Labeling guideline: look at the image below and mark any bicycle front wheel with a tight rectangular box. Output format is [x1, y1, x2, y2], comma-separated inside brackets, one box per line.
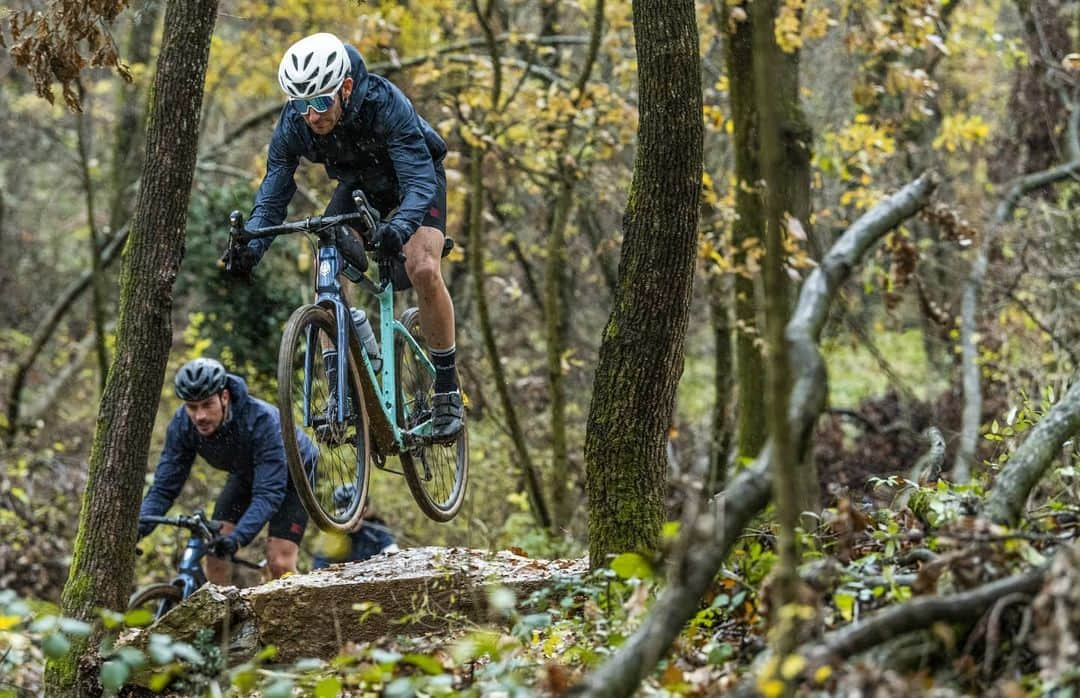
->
[395, 307, 469, 522]
[278, 304, 370, 532]
[127, 583, 182, 622]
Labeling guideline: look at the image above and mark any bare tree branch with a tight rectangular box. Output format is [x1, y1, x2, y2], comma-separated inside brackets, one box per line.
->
[985, 373, 1080, 525]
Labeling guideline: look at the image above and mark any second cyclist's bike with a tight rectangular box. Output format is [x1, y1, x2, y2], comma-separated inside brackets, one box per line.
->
[223, 190, 468, 532]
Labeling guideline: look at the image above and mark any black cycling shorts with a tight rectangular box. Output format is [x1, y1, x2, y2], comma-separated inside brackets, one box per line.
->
[326, 162, 448, 292]
[213, 473, 308, 545]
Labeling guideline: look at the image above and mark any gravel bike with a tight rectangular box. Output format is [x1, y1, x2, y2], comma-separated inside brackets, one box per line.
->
[223, 190, 469, 532]
[128, 510, 263, 621]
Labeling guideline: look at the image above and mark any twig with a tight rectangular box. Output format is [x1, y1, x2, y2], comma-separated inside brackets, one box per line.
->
[982, 592, 1032, 678]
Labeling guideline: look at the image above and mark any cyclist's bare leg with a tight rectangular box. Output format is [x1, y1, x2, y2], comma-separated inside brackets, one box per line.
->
[205, 522, 235, 586]
[266, 537, 300, 578]
[404, 226, 455, 351]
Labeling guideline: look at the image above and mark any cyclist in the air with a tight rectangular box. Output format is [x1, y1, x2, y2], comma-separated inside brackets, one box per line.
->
[137, 358, 316, 583]
[226, 31, 463, 443]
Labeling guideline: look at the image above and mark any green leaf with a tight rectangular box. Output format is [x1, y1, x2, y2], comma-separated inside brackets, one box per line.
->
[315, 676, 342, 698]
[834, 591, 856, 622]
[707, 642, 734, 665]
[58, 618, 93, 636]
[100, 609, 125, 630]
[371, 648, 403, 665]
[610, 552, 653, 580]
[230, 668, 257, 693]
[124, 608, 155, 628]
[115, 647, 146, 669]
[30, 616, 59, 633]
[100, 660, 130, 690]
[148, 643, 174, 665]
[262, 679, 294, 698]
[42, 632, 71, 659]
[403, 653, 444, 675]
[383, 677, 415, 698]
[149, 670, 175, 692]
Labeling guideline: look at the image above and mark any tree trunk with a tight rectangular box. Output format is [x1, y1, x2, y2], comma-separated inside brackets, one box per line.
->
[108, 0, 162, 232]
[75, 82, 110, 394]
[708, 272, 733, 489]
[545, 183, 574, 530]
[724, 1, 767, 463]
[45, 1, 219, 693]
[752, 0, 800, 673]
[584, 0, 702, 569]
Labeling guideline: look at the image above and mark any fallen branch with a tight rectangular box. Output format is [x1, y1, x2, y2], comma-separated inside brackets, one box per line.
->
[799, 566, 1046, 670]
[984, 373, 1080, 526]
[569, 172, 939, 697]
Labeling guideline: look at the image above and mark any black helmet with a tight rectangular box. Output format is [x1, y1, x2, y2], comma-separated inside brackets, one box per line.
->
[174, 358, 227, 401]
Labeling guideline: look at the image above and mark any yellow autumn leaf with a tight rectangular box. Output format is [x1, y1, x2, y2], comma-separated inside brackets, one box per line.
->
[0, 615, 22, 631]
[781, 654, 806, 679]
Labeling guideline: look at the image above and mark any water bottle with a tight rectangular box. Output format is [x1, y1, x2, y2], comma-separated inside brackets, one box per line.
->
[350, 308, 382, 373]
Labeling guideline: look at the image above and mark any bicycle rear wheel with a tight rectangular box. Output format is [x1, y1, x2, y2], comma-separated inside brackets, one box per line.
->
[394, 307, 469, 522]
[127, 583, 182, 622]
[278, 304, 370, 532]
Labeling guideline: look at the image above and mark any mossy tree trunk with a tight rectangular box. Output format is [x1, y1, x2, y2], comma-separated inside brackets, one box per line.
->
[724, 2, 767, 465]
[45, 1, 219, 693]
[584, 0, 702, 569]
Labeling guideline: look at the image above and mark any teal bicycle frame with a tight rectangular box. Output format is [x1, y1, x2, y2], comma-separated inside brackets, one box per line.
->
[319, 242, 437, 449]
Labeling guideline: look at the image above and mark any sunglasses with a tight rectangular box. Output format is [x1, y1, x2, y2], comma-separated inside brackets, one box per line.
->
[291, 91, 337, 114]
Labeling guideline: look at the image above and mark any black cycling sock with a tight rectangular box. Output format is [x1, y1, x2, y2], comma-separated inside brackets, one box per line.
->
[430, 345, 458, 393]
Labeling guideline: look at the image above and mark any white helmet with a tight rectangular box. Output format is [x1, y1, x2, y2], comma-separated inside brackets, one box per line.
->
[277, 33, 351, 100]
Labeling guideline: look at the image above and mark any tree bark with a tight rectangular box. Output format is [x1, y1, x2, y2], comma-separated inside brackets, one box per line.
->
[751, 0, 812, 674]
[45, 1, 219, 693]
[708, 272, 733, 489]
[572, 173, 937, 697]
[75, 81, 110, 394]
[584, 0, 702, 569]
[724, 0, 767, 463]
[985, 374, 1080, 526]
[108, 0, 162, 233]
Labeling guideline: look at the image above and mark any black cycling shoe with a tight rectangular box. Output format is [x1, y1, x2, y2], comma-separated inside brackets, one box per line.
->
[430, 391, 464, 444]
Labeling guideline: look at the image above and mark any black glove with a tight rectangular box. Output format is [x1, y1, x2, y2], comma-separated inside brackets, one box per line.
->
[209, 535, 239, 559]
[375, 220, 410, 257]
[137, 521, 154, 540]
[220, 243, 260, 277]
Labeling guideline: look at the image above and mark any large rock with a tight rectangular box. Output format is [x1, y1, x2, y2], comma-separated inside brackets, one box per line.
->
[120, 547, 586, 663]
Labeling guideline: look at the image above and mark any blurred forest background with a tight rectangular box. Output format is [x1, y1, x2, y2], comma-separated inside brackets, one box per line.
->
[0, 0, 1078, 694]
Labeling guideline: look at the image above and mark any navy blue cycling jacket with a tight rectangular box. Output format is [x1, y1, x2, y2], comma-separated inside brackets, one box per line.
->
[245, 44, 447, 258]
[139, 375, 317, 547]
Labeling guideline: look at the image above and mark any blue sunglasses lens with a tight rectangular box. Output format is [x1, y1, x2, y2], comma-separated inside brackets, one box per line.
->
[292, 94, 335, 113]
